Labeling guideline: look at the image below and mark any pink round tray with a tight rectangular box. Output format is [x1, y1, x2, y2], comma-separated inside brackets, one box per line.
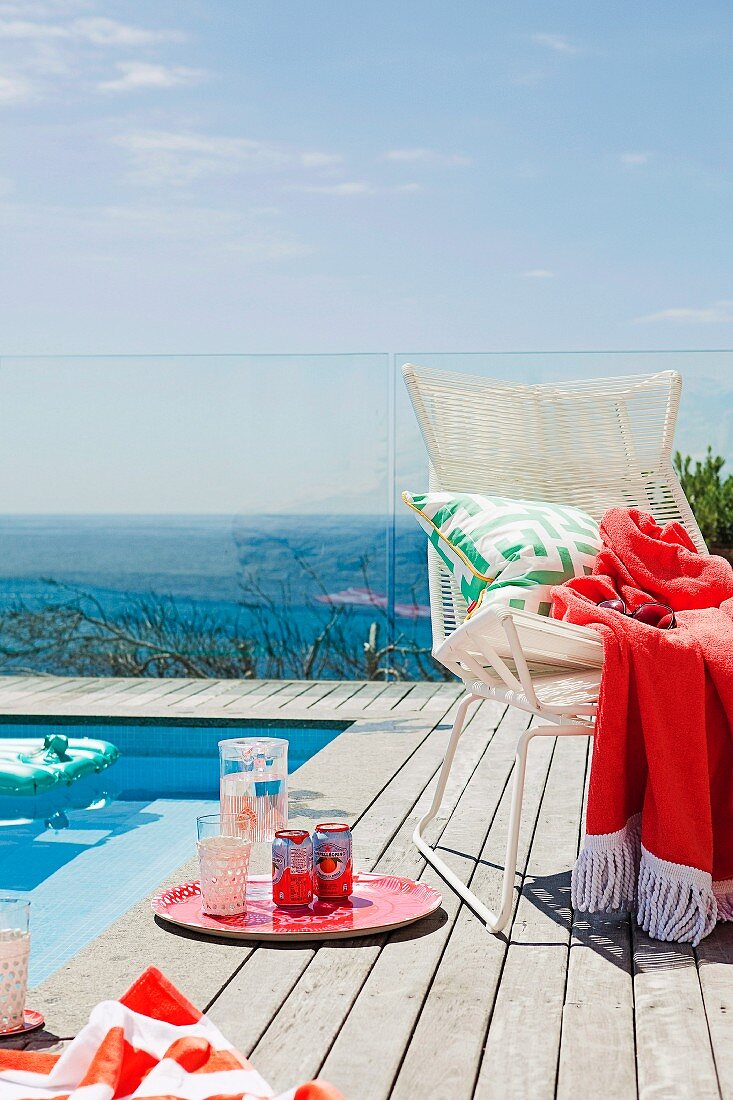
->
[152, 873, 442, 940]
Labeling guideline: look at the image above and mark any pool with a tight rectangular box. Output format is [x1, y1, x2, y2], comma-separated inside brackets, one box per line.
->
[0, 720, 347, 985]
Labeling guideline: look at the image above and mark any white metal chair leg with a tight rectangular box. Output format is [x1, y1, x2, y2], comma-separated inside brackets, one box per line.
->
[412, 692, 478, 837]
[414, 710, 589, 934]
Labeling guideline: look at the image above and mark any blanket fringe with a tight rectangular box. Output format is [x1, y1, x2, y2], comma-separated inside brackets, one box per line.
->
[572, 814, 641, 914]
[572, 819, 724, 945]
[714, 879, 733, 921]
[637, 847, 716, 946]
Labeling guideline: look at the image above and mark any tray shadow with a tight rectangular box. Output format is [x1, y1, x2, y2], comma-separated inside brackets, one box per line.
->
[154, 905, 448, 948]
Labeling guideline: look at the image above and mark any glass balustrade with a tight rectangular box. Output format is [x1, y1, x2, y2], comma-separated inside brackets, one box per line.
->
[0, 350, 728, 679]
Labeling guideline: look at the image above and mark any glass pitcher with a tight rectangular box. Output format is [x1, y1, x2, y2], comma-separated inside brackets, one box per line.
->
[218, 737, 288, 843]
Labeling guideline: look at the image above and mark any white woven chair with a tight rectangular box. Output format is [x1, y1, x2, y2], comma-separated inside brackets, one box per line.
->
[404, 363, 706, 932]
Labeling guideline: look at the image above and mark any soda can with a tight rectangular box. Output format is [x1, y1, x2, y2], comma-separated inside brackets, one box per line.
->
[272, 829, 313, 907]
[313, 822, 353, 899]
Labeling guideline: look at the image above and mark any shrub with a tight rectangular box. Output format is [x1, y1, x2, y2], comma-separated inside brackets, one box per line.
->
[674, 448, 733, 545]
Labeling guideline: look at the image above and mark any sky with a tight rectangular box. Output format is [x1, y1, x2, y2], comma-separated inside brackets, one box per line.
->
[0, 2, 731, 513]
[1, 0, 732, 356]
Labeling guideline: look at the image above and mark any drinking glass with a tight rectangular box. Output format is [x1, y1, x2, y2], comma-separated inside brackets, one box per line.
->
[196, 814, 252, 916]
[219, 737, 288, 842]
[0, 898, 30, 1033]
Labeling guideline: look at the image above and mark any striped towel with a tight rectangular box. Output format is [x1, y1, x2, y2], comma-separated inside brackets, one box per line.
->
[0, 967, 345, 1100]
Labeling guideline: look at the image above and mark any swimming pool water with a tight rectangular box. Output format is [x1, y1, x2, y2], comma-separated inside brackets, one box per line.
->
[0, 721, 347, 985]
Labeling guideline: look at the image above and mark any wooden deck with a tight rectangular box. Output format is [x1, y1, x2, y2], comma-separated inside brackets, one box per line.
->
[4, 676, 733, 1099]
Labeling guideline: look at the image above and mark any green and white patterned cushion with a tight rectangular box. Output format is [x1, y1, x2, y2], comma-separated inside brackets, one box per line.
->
[402, 490, 601, 617]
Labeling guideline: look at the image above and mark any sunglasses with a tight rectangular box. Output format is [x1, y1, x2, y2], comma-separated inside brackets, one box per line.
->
[597, 598, 676, 630]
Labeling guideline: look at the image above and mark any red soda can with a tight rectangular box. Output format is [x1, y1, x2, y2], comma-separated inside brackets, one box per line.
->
[272, 829, 313, 907]
[313, 822, 353, 899]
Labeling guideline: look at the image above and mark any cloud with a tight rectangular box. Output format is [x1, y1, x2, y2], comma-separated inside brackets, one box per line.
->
[522, 268, 555, 279]
[532, 33, 580, 55]
[0, 198, 309, 262]
[72, 17, 183, 46]
[285, 180, 421, 196]
[286, 181, 374, 195]
[620, 151, 651, 167]
[0, 15, 182, 44]
[98, 204, 308, 259]
[382, 147, 471, 166]
[0, 11, 188, 100]
[114, 129, 346, 187]
[0, 18, 66, 37]
[0, 72, 34, 102]
[635, 300, 733, 324]
[511, 69, 547, 88]
[114, 129, 292, 185]
[0, 2, 93, 14]
[99, 61, 204, 93]
[300, 151, 343, 168]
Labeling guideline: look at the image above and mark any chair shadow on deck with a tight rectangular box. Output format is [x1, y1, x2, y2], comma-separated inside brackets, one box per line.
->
[522, 866, 733, 971]
[439, 840, 733, 971]
[521, 867, 637, 970]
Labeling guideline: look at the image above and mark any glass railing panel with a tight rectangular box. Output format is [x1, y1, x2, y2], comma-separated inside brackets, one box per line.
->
[0, 354, 391, 680]
[0, 349, 729, 682]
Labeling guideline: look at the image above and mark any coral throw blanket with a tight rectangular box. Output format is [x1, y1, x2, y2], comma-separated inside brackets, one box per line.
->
[552, 507, 733, 945]
[0, 967, 345, 1100]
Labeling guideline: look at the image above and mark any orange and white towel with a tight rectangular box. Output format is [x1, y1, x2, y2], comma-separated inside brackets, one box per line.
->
[0, 967, 345, 1100]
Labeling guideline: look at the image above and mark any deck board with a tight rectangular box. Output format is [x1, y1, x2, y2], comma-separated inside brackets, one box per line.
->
[473, 734, 589, 1100]
[277, 680, 344, 711]
[390, 724, 555, 1098]
[4, 676, 731, 1099]
[319, 709, 535, 1099]
[0, 676, 436, 721]
[697, 925, 733, 1100]
[557, 762, 637, 1100]
[633, 929, 720, 1099]
[306, 681, 363, 711]
[249, 698, 503, 1093]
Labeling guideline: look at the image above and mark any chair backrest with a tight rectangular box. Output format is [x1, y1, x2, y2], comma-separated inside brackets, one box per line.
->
[402, 363, 706, 646]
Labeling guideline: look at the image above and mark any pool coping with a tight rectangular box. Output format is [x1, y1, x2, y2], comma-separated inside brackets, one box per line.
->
[0, 714, 351, 729]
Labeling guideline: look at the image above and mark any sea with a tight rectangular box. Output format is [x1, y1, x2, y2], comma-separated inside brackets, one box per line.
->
[0, 514, 433, 679]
